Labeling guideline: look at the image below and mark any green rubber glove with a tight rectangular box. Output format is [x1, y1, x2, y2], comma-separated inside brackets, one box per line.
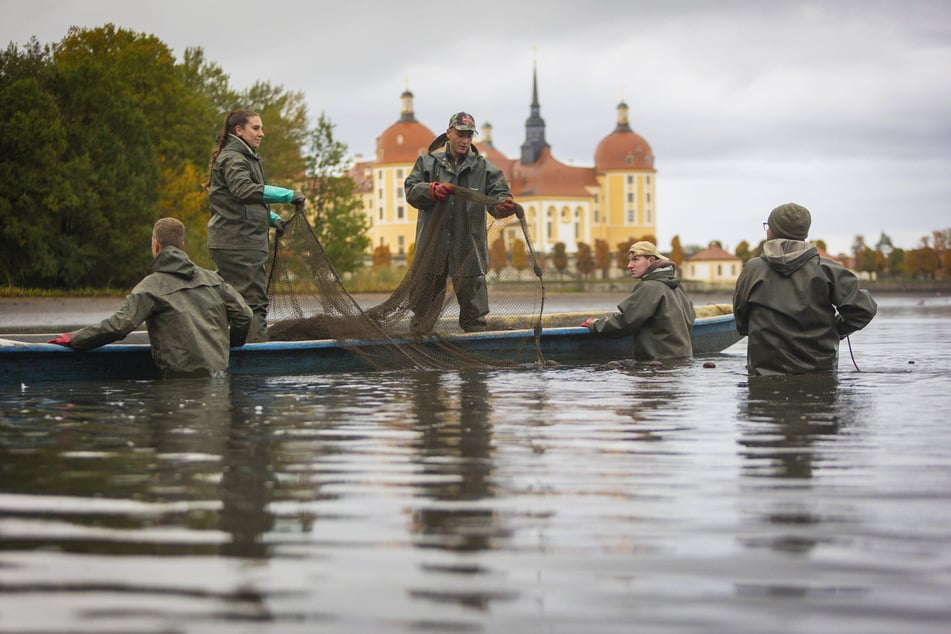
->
[262, 185, 294, 204]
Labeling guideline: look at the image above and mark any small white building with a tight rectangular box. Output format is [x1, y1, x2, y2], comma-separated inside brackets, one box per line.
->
[684, 244, 742, 284]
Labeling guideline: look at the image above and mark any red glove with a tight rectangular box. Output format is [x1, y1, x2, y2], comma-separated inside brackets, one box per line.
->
[429, 181, 454, 201]
[580, 318, 595, 330]
[494, 198, 516, 218]
[49, 332, 73, 347]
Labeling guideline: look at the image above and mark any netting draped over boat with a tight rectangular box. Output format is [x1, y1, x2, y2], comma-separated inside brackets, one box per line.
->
[265, 189, 546, 371]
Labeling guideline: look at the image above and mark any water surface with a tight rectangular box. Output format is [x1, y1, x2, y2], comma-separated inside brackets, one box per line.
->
[1, 294, 949, 633]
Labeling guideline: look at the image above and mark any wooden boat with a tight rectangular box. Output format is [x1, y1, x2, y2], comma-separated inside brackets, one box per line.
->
[0, 306, 741, 384]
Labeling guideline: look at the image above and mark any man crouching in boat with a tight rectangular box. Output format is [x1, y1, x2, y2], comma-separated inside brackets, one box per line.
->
[48, 218, 252, 378]
[580, 241, 696, 361]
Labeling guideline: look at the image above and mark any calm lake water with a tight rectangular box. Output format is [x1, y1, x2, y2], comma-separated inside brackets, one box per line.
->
[1, 293, 949, 633]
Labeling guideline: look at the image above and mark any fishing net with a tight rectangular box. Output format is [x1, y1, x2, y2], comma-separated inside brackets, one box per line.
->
[265, 189, 546, 371]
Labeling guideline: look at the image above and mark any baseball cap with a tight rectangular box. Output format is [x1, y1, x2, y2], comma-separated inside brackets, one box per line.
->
[448, 112, 477, 132]
[628, 241, 665, 259]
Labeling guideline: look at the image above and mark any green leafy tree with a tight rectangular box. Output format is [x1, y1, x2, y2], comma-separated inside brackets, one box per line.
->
[242, 81, 308, 185]
[0, 40, 75, 286]
[303, 112, 370, 273]
[888, 247, 905, 276]
[576, 242, 595, 278]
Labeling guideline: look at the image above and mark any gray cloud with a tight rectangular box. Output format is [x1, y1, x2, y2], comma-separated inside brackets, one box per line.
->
[3, 0, 949, 253]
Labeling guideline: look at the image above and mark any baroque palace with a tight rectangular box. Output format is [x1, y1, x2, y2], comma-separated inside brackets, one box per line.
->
[351, 67, 657, 259]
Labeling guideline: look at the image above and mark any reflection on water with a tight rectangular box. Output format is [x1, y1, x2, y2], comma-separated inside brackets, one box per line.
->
[1, 295, 950, 632]
[409, 371, 500, 555]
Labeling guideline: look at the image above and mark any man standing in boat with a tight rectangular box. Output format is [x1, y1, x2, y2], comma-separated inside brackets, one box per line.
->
[403, 111, 516, 334]
[580, 241, 696, 361]
[733, 202, 877, 376]
[48, 218, 252, 378]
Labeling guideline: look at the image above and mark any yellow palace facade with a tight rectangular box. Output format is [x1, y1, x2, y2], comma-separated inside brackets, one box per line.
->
[351, 69, 657, 260]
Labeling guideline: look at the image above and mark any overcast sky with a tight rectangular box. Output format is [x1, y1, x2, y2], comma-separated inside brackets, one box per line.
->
[4, 0, 949, 254]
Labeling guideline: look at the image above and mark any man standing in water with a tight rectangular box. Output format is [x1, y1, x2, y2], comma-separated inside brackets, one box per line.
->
[733, 202, 877, 376]
[49, 218, 252, 378]
[581, 241, 695, 361]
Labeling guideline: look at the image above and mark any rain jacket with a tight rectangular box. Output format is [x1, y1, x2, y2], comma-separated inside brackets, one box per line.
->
[70, 246, 252, 377]
[404, 136, 511, 277]
[590, 262, 696, 361]
[733, 239, 877, 376]
[207, 135, 271, 252]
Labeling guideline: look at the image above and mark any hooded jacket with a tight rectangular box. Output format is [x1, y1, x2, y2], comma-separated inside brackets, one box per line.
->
[590, 262, 696, 361]
[404, 135, 511, 277]
[207, 135, 271, 251]
[733, 239, 877, 376]
[70, 246, 252, 377]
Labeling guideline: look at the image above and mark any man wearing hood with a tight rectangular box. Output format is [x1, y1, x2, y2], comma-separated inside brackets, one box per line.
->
[49, 218, 252, 378]
[581, 241, 696, 361]
[404, 112, 515, 333]
[733, 202, 877, 376]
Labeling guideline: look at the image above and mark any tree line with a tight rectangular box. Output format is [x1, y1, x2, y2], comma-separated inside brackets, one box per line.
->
[0, 24, 365, 290]
[3, 25, 946, 289]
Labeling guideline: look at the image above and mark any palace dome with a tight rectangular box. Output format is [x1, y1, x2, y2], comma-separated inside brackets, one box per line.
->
[375, 90, 435, 165]
[594, 101, 654, 172]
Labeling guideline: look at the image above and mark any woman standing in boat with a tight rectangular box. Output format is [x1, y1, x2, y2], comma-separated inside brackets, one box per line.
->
[205, 109, 304, 342]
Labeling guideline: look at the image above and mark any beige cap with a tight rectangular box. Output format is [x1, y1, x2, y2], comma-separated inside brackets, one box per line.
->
[628, 241, 664, 259]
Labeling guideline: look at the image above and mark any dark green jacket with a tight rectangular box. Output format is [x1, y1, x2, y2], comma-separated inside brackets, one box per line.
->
[207, 135, 271, 252]
[70, 246, 252, 377]
[733, 239, 877, 376]
[590, 262, 696, 361]
[404, 136, 511, 277]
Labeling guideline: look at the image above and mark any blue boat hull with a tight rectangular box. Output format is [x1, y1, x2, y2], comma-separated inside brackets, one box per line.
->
[1, 315, 742, 383]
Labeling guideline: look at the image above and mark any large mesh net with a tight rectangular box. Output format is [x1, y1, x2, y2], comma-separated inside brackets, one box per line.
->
[265, 189, 546, 371]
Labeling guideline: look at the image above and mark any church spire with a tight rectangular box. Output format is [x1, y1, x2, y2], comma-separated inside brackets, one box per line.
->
[399, 81, 417, 123]
[615, 100, 632, 132]
[520, 56, 549, 165]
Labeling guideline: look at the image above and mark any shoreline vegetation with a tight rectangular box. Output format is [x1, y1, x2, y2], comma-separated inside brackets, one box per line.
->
[2, 278, 949, 299]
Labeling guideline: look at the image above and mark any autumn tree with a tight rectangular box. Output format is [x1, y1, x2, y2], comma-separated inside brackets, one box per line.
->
[905, 247, 938, 278]
[887, 248, 906, 276]
[856, 246, 878, 275]
[552, 242, 569, 277]
[616, 238, 635, 270]
[669, 235, 685, 267]
[734, 240, 753, 263]
[594, 239, 612, 279]
[510, 238, 528, 278]
[576, 242, 596, 279]
[489, 237, 507, 278]
[372, 244, 391, 269]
